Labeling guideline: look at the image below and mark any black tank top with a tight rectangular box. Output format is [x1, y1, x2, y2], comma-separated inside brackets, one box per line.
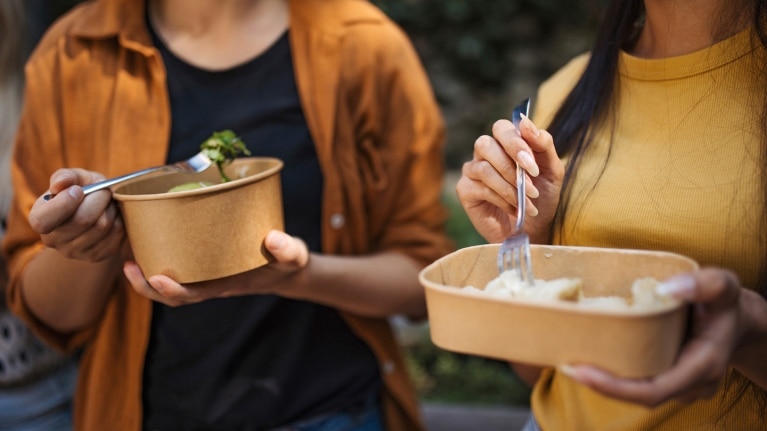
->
[142, 22, 381, 431]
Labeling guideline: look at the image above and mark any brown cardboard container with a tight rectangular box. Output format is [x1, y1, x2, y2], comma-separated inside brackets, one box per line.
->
[113, 157, 284, 283]
[419, 244, 698, 378]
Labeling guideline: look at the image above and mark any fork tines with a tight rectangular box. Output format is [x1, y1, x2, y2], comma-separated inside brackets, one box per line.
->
[498, 236, 534, 285]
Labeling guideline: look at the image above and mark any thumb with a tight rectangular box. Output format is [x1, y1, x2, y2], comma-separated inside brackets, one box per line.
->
[264, 230, 309, 267]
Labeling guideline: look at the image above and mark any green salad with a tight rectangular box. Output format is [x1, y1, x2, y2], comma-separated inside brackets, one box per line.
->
[168, 130, 251, 193]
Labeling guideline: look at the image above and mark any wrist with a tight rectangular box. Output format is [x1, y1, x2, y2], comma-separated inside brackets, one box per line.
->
[269, 252, 316, 300]
[731, 288, 767, 389]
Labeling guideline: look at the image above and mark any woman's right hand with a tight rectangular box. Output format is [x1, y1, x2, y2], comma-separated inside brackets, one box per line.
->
[28, 168, 125, 262]
[456, 115, 564, 244]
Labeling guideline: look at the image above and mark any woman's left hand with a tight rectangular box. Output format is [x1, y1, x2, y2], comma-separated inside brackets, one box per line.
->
[559, 267, 767, 406]
[123, 230, 310, 306]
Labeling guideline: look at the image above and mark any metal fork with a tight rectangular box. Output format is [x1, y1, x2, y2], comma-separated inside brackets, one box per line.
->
[497, 98, 534, 285]
[43, 152, 212, 201]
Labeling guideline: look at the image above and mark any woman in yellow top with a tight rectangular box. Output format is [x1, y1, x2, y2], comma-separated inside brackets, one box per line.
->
[457, 0, 767, 429]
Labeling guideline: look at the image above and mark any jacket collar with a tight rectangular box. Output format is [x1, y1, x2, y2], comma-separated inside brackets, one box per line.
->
[290, 0, 387, 30]
[286, 0, 389, 156]
[70, 0, 150, 42]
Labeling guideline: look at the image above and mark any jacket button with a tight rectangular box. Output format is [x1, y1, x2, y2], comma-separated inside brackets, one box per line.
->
[330, 213, 345, 229]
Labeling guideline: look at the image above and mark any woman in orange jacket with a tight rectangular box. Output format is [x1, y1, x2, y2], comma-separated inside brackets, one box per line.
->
[3, 0, 452, 429]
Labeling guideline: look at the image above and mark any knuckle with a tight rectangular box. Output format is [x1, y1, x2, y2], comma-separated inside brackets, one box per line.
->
[473, 160, 493, 175]
[539, 129, 554, 143]
[475, 160, 496, 177]
[70, 211, 96, 229]
[491, 119, 511, 134]
[93, 216, 112, 235]
[462, 159, 482, 178]
[473, 135, 495, 152]
[461, 160, 476, 177]
[28, 214, 48, 234]
[50, 168, 73, 183]
[455, 178, 472, 201]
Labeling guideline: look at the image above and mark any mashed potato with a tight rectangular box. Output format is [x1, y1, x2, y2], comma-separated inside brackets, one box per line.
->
[462, 270, 674, 310]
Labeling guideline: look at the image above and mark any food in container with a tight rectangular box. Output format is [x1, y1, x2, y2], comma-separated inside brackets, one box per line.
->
[113, 157, 284, 283]
[419, 244, 698, 378]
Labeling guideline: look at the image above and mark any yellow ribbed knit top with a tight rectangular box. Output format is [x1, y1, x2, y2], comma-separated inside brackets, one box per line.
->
[530, 27, 766, 430]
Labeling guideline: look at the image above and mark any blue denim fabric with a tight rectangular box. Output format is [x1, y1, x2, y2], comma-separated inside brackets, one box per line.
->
[0, 360, 77, 431]
[272, 395, 383, 431]
[520, 413, 541, 431]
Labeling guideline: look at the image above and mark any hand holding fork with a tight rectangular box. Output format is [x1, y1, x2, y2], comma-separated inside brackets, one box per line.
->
[455, 96, 565, 284]
[497, 98, 534, 285]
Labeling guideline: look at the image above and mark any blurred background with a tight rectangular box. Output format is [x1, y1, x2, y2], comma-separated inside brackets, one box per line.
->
[36, 0, 607, 415]
[373, 0, 604, 172]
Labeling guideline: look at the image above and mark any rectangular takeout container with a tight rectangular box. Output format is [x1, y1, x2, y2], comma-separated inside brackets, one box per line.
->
[419, 244, 698, 378]
[113, 157, 284, 284]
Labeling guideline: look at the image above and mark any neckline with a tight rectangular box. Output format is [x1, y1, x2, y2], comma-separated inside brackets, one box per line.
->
[146, 5, 289, 75]
[619, 27, 757, 81]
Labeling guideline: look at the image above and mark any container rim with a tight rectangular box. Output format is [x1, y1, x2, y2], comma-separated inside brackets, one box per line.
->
[419, 244, 695, 318]
[112, 157, 283, 201]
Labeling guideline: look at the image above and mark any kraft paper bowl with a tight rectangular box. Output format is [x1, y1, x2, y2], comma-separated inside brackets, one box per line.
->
[419, 244, 698, 378]
[113, 157, 284, 283]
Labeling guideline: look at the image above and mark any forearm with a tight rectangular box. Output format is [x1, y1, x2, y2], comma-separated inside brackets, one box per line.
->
[21, 248, 121, 333]
[281, 251, 427, 319]
[731, 289, 767, 390]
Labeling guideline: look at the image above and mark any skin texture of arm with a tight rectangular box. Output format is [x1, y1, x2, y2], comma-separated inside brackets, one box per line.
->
[19, 170, 125, 334]
[730, 289, 767, 390]
[124, 230, 426, 318]
[22, 248, 122, 333]
[560, 268, 767, 404]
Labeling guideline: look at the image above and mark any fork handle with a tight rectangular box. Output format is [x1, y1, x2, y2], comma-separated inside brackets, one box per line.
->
[42, 165, 164, 201]
[514, 163, 526, 232]
[81, 166, 166, 195]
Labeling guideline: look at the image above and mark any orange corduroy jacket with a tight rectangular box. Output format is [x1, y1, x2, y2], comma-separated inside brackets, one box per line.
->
[2, 0, 452, 429]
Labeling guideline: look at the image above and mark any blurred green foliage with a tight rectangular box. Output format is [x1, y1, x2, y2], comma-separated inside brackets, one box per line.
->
[405, 338, 532, 405]
[372, 0, 604, 89]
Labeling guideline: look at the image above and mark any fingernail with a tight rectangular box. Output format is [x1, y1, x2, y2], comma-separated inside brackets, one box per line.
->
[517, 151, 540, 177]
[559, 364, 578, 379]
[268, 230, 286, 249]
[520, 113, 540, 137]
[528, 204, 539, 217]
[528, 183, 540, 198]
[656, 274, 696, 297]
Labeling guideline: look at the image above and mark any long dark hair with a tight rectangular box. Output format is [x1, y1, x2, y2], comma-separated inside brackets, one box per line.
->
[550, 0, 767, 295]
[546, 0, 767, 414]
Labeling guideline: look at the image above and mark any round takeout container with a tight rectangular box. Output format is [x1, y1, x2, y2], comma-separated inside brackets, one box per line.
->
[113, 157, 284, 283]
[419, 244, 699, 378]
